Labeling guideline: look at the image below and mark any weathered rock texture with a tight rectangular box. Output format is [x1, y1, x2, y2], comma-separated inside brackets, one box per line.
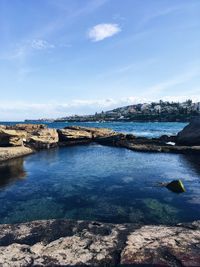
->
[27, 128, 59, 149]
[0, 147, 33, 162]
[177, 117, 200, 145]
[121, 221, 200, 266]
[1, 124, 58, 149]
[0, 219, 199, 266]
[1, 123, 200, 162]
[8, 124, 47, 132]
[116, 136, 200, 153]
[58, 126, 120, 145]
[0, 127, 26, 147]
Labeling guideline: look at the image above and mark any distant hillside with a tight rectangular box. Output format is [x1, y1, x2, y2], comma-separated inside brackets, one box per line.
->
[53, 100, 200, 123]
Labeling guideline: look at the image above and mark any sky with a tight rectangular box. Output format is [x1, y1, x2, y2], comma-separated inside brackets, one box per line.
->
[0, 0, 200, 120]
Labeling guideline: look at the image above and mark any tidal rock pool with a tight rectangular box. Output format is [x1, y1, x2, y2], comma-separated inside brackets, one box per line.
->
[0, 144, 200, 225]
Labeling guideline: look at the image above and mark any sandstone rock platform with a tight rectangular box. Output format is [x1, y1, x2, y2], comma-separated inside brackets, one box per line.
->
[0, 147, 34, 162]
[0, 219, 199, 266]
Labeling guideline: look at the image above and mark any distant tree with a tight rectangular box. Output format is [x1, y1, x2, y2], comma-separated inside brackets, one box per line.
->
[186, 99, 192, 106]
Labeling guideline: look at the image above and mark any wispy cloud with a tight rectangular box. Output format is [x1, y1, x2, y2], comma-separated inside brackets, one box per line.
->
[138, 2, 200, 29]
[1, 93, 200, 121]
[30, 39, 55, 50]
[96, 58, 157, 79]
[146, 66, 200, 95]
[88, 23, 121, 42]
[0, 97, 143, 120]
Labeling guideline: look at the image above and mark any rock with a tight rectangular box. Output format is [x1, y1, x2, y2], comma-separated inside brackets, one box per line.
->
[159, 134, 177, 143]
[8, 124, 47, 132]
[0, 219, 199, 266]
[6, 124, 58, 149]
[28, 128, 59, 149]
[121, 221, 200, 267]
[0, 219, 131, 266]
[177, 117, 200, 145]
[166, 179, 186, 193]
[57, 128, 92, 145]
[0, 147, 34, 162]
[58, 126, 118, 145]
[0, 128, 27, 146]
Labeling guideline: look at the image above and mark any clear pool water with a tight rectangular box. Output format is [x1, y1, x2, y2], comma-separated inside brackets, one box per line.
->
[0, 144, 199, 225]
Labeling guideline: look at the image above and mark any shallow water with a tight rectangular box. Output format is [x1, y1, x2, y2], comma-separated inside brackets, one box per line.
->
[0, 145, 200, 225]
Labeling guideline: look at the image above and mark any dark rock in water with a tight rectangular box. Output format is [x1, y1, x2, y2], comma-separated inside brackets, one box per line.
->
[159, 134, 177, 143]
[177, 117, 200, 145]
[166, 179, 186, 193]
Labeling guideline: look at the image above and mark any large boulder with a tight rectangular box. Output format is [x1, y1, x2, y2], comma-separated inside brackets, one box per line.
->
[0, 128, 26, 147]
[27, 128, 59, 149]
[66, 126, 116, 139]
[57, 126, 120, 145]
[5, 124, 58, 149]
[177, 117, 200, 145]
[57, 128, 93, 145]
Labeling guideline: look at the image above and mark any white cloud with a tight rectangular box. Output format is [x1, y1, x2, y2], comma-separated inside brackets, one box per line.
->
[30, 39, 55, 50]
[1, 94, 200, 121]
[88, 23, 121, 42]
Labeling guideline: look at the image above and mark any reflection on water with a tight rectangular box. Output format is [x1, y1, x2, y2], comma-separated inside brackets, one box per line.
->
[0, 145, 200, 225]
[0, 158, 26, 188]
[181, 154, 200, 175]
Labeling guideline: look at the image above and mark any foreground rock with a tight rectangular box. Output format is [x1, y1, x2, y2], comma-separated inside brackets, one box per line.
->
[0, 219, 199, 266]
[121, 222, 200, 266]
[0, 147, 33, 162]
[177, 117, 200, 145]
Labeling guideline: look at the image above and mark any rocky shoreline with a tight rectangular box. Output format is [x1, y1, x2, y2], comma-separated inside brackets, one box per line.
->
[0, 219, 200, 266]
[0, 118, 200, 162]
[1, 119, 200, 266]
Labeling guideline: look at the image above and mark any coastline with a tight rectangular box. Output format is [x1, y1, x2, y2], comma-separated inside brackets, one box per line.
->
[0, 121, 200, 162]
[0, 122, 200, 266]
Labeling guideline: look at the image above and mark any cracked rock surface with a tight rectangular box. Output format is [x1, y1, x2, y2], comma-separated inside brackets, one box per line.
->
[0, 219, 200, 266]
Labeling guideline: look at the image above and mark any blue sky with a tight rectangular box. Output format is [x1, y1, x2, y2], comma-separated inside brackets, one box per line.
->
[0, 0, 200, 120]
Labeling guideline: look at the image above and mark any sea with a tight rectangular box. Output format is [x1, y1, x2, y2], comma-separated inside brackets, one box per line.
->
[0, 121, 200, 225]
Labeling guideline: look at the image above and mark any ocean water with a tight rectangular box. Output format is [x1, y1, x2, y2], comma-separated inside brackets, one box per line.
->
[0, 121, 187, 138]
[0, 144, 200, 225]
